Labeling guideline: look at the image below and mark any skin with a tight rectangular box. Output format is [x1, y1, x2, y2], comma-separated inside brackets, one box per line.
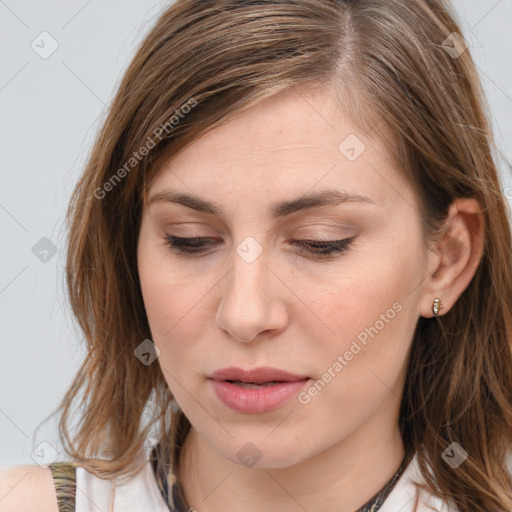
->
[137, 83, 484, 512]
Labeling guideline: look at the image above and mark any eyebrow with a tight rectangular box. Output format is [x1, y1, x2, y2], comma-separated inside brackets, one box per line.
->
[147, 189, 377, 220]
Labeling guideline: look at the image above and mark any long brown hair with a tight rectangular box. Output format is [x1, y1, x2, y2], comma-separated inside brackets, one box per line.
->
[56, 0, 512, 509]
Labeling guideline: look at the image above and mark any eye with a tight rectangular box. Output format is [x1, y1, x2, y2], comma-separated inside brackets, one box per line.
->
[290, 237, 355, 258]
[162, 235, 215, 254]
[162, 234, 356, 259]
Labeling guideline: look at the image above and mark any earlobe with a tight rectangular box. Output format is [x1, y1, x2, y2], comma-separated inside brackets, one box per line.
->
[419, 198, 485, 318]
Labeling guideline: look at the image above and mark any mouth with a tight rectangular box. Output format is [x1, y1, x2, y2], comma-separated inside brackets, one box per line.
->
[207, 367, 311, 414]
[224, 380, 286, 388]
[209, 366, 310, 384]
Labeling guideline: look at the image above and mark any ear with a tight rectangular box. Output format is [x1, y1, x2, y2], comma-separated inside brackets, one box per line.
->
[419, 198, 485, 318]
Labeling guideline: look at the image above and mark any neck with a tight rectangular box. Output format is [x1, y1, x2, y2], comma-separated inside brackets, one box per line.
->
[178, 413, 407, 512]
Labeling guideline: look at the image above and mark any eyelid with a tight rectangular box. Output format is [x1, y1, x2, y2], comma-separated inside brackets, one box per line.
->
[296, 229, 355, 239]
[162, 233, 357, 259]
[161, 223, 357, 242]
[294, 226, 357, 240]
[163, 222, 355, 235]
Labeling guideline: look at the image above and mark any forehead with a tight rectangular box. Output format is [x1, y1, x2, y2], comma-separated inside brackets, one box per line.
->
[148, 85, 410, 213]
[173, 86, 352, 163]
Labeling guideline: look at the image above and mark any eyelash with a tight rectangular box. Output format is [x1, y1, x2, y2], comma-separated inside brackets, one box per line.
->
[162, 235, 355, 259]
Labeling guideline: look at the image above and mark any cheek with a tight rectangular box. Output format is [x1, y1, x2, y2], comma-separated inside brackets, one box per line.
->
[138, 227, 193, 333]
[298, 235, 422, 371]
[296, 271, 416, 435]
[139, 272, 204, 357]
[137, 240, 214, 377]
[138, 251, 172, 335]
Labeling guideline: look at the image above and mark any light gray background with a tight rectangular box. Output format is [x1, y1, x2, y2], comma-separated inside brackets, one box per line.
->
[1, 0, 511, 468]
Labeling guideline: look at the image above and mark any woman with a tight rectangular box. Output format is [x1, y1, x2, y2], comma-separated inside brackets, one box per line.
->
[1, 0, 512, 511]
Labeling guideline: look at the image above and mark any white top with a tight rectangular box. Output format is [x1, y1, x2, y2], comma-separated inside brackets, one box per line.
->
[75, 459, 170, 512]
[73, 451, 461, 512]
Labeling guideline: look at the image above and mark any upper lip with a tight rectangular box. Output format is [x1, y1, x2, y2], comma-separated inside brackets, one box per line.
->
[209, 366, 310, 384]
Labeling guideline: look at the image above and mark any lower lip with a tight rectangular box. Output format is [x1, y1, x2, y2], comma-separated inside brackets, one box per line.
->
[209, 378, 310, 414]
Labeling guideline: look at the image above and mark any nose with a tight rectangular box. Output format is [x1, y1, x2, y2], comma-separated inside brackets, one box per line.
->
[215, 242, 289, 343]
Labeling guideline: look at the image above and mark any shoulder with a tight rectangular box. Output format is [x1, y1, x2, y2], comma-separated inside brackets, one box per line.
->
[0, 464, 59, 512]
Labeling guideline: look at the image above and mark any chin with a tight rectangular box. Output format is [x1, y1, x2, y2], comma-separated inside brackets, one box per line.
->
[210, 431, 313, 470]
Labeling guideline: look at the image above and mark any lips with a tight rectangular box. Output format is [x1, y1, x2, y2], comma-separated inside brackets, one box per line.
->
[208, 367, 311, 414]
[209, 366, 310, 384]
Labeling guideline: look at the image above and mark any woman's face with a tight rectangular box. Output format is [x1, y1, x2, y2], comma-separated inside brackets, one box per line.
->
[137, 85, 437, 468]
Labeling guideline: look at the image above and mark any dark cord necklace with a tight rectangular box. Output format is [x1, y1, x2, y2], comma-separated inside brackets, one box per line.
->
[354, 453, 410, 512]
[151, 443, 410, 512]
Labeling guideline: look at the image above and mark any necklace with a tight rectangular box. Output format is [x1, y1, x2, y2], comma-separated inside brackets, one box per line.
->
[151, 443, 410, 512]
[355, 453, 409, 512]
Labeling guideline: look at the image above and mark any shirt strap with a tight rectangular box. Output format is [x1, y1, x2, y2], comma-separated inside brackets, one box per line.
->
[49, 461, 77, 512]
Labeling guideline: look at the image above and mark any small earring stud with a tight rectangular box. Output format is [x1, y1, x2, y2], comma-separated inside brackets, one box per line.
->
[432, 297, 444, 316]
